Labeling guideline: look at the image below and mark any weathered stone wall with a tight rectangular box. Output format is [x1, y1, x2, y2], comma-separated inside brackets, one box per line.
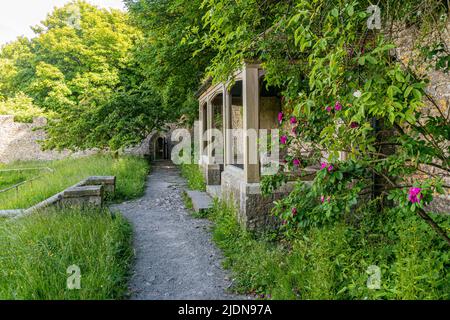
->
[221, 165, 297, 230]
[0, 115, 94, 164]
[392, 22, 450, 214]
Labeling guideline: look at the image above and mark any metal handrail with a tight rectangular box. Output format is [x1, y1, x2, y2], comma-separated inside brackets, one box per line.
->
[0, 167, 54, 194]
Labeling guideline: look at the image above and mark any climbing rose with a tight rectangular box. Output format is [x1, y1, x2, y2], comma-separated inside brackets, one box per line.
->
[327, 165, 334, 172]
[320, 162, 328, 170]
[278, 112, 283, 124]
[280, 135, 287, 144]
[320, 196, 325, 203]
[350, 122, 359, 128]
[293, 159, 300, 166]
[335, 101, 343, 111]
[326, 106, 332, 112]
[290, 116, 297, 124]
[291, 127, 297, 137]
[408, 187, 423, 204]
[292, 207, 297, 216]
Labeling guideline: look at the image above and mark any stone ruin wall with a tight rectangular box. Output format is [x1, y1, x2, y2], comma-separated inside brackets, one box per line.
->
[0, 115, 94, 164]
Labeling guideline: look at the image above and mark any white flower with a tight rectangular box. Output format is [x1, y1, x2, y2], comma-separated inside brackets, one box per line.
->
[353, 90, 362, 98]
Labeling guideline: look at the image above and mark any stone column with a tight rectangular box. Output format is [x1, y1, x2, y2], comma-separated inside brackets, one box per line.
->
[198, 101, 205, 164]
[206, 98, 214, 162]
[223, 84, 232, 166]
[243, 64, 260, 183]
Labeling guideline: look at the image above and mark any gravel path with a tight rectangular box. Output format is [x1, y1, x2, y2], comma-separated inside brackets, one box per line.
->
[112, 161, 241, 300]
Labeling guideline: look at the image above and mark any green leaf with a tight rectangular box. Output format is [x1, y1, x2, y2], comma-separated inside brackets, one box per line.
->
[331, 8, 339, 18]
[346, 5, 354, 16]
[395, 71, 405, 83]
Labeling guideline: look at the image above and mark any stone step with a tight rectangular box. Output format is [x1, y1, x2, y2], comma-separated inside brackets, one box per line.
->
[186, 190, 213, 213]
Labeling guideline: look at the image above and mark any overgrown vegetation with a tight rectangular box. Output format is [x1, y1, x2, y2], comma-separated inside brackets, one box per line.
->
[207, 199, 449, 300]
[0, 207, 133, 299]
[0, 168, 41, 191]
[0, 155, 149, 209]
[180, 163, 206, 191]
[0, 154, 149, 300]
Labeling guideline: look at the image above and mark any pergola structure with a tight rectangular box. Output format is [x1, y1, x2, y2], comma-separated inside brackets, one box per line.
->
[196, 62, 295, 230]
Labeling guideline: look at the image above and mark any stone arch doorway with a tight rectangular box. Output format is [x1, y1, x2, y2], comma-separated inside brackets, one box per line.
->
[150, 134, 169, 161]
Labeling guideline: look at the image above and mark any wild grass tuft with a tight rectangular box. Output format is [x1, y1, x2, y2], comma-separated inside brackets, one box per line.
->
[0, 207, 133, 300]
[180, 164, 206, 191]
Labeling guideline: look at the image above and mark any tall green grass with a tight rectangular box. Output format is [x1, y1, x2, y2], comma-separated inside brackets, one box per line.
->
[0, 155, 149, 209]
[0, 207, 132, 299]
[0, 170, 37, 190]
[180, 164, 206, 191]
[206, 199, 449, 300]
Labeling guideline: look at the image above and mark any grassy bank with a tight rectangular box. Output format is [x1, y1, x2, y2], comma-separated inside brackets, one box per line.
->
[181, 164, 449, 300]
[0, 155, 149, 209]
[0, 154, 149, 299]
[180, 164, 206, 191]
[208, 200, 449, 300]
[0, 207, 132, 299]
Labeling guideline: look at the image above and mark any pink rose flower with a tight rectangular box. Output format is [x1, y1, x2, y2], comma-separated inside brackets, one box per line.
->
[320, 196, 325, 203]
[320, 162, 328, 170]
[408, 187, 423, 204]
[278, 112, 283, 124]
[280, 135, 287, 144]
[293, 159, 300, 166]
[291, 207, 297, 216]
[290, 116, 297, 124]
[326, 106, 332, 112]
[350, 122, 359, 128]
[327, 165, 334, 172]
[335, 101, 342, 111]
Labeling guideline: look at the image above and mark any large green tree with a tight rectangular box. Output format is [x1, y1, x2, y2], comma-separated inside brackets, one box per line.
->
[0, 1, 163, 150]
[124, 0, 215, 123]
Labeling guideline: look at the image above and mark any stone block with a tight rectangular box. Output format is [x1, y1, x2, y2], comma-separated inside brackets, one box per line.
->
[61, 185, 104, 207]
[186, 190, 213, 213]
[84, 176, 116, 194]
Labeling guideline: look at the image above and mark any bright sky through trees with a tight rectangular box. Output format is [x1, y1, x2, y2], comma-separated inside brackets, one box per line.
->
[0, 0, 125, 44]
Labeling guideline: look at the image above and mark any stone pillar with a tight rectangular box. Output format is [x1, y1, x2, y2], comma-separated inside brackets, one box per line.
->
[223, 84, 232, 166]
[204, 98, 221, 185]
[198, 101, 205, 163]
[206, 99, 214, 161]
[243, 64, 260, 183]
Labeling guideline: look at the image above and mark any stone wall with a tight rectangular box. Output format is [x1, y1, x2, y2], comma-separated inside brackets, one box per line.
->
[221, 165, 297, 230]
[0, 115, 93, 164]
[392, 22, 450, 214]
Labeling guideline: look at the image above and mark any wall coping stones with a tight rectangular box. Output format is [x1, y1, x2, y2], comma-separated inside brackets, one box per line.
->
[63, 185, 103, 198]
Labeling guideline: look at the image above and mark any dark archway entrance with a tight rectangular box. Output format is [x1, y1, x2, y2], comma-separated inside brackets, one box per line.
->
[154, 136, 169, 160]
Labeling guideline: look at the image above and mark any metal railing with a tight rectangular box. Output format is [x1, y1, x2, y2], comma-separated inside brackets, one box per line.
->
[0, 167, 54, 195]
